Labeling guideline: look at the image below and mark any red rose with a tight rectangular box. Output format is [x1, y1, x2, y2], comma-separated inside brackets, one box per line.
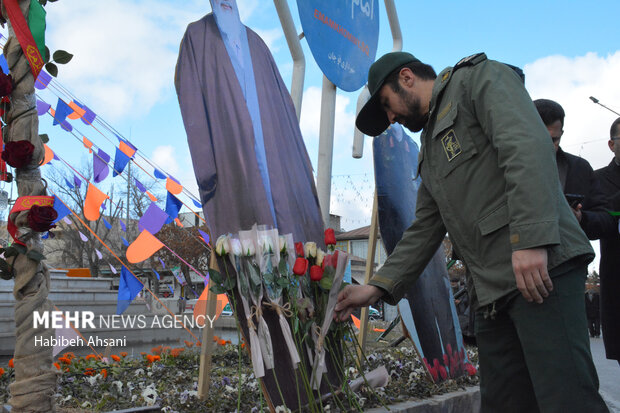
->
[294, 242, 304, 257]
[292, 257, 308, 275]
[27, 205, 58, 232]
[0, 71, 13, 97]
[324, 228, 336, 246]
[309, 265, 323, 282]
[2, 140, 35, 169]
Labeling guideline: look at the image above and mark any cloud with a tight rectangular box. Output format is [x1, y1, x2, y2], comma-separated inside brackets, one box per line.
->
[253, 27, 283, 53]
[525, 51, 620, 170]
[150, 145, 199, 197]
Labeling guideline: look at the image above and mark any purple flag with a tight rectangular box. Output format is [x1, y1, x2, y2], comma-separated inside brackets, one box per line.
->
[121, 236, 129, 247]
[73, 100, 97, 125]
[109, 264, 117, 274]
[198, 229, 210, 244]
[79, 231, 88, 242]
[153, 269, 161, 280]
[159, 258, 166, 269]
[103, 218, 112, 230]
[73, 175, 81, 189]
[36, 99, 51, 115]
[134, 178, 146, 193]
[64, 178, 74, 189]
[35, 70, 52, 90]
[192, 198, 202, 208]
[93, 149, 110, 183]
[96, 249, 103, 259]
[138, 202, 168, 235]
[119, 220, 126, 232]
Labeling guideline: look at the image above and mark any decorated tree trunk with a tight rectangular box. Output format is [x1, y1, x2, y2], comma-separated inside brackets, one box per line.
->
[3, 1, 57, 411]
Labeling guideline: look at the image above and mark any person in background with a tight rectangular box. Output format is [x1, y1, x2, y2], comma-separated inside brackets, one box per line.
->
[534, 99, 616, 240]
[594, 117, 620, 366]
[585, 287, 601, 338]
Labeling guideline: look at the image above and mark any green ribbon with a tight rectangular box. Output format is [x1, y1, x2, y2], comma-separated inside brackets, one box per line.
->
[27, 0, 46, 62]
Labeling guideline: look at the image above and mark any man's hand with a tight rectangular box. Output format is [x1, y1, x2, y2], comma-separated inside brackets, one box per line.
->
[512, 248, 553, 304]
[334, 284, 384, 322]
[571, 203, 583, 222]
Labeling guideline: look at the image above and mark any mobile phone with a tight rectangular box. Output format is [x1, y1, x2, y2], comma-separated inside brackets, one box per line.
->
[565, 193, 585, 208]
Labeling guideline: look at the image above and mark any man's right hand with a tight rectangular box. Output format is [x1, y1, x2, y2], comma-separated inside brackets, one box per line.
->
[334, 284, 385, 322]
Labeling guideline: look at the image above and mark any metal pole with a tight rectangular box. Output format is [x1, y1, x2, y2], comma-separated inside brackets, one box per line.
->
[274, 0, 305, 121]
[352, 0, 403, 158]
[358, 192, 379, 360]
[316, 76, 337, 227]
[126, 162, 131, 224]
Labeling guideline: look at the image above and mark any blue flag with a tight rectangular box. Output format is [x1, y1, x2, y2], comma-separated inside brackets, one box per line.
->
[154, 168, 166, 179]
[103, 218, 112, 230]
[116, 266, 144, 314]
[52, 98, 73, 126]
[113, 148, 131, 177]
[52, 195, 71, 223]
[165, 191, 183, 224]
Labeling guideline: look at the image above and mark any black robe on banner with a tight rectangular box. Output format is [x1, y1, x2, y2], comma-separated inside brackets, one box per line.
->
[175, 14, 324, 244]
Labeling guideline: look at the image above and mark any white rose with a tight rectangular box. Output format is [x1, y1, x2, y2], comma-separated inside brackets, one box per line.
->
[279, 236, 288, 253]
[241, 239, 255, 256]
[215, 235, 230, 256]
[304, 242, 317, 258]
[260, 236, 273, 253]
[316, 249, 325, 267]
[229, 238, 242, 256]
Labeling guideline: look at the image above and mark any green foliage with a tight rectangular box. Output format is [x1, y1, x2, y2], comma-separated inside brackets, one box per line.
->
[37, 0, 58, 6]
[208, 268, 236, 295]
[39, 133, 49, 143]
[43, 49, 73, 77]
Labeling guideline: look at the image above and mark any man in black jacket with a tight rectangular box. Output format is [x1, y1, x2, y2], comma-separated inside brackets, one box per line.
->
[534, 99, 616, 240]
[594, 117, 620, 366]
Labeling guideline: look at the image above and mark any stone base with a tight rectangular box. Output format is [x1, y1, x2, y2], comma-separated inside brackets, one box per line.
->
[366, 386, 480, 413]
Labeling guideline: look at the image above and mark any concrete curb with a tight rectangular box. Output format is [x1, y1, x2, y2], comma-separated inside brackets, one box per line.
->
[366, 386, 480, 413]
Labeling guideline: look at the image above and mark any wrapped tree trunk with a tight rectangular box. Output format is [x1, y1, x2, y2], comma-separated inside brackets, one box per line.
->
[3, 1, 57, 411]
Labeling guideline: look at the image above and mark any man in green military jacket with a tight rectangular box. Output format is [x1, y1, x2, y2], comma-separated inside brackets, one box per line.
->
[335, 52, 609, 412]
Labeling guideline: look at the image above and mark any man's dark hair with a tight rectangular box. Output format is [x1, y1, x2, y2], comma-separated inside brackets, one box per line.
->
[533, 99, 565, 127]
[610, 117, 620, 138]
[384, 61, 436, 92]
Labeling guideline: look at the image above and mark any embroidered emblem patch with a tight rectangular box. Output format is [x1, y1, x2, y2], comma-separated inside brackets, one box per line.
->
[441, 130, 461, 161]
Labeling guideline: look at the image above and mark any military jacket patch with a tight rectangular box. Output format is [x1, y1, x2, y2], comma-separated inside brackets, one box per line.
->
[441, 130, 462, 161]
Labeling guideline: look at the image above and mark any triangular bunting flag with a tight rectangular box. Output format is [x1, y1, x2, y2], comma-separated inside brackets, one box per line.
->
[126, 230, 164, 264]
[84, 183, 109, 221]
[116, 266, 144, 315]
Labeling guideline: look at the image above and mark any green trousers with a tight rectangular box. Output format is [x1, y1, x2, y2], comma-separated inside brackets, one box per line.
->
[475, 266, 609, 413]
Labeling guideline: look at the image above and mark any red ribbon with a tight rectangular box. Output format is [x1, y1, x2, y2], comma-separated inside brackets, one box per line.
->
[7, 195, 54, 245]
[3, 0, 44, 79]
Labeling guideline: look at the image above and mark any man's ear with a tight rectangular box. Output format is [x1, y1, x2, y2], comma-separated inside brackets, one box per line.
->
[608, 139, 615, 153]
[399, 67, 415, 88]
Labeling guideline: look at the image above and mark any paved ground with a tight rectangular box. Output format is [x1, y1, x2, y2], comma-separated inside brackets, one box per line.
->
[591, 337, 620, 412]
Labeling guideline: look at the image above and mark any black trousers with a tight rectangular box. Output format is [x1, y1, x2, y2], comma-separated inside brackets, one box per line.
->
[588, 317, 601, 337]
[475, 266, 609, 413]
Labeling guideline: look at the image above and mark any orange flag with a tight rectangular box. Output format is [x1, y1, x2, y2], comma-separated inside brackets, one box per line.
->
[166, 177, 183, 195]
[126, 230, 164, 263]
[82, 137, 93, 153]
[40, 144, 54, 166]
[119, 141, 136, 158]
[193, 287, 229, 326]
[351, 314, 361, 330]
[67, 101, 86, 120]
[146, 191, 157, 202]
[83, 183, 109, 221]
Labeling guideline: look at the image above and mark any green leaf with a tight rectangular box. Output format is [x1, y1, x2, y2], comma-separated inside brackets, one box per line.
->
[52, 50, 73, 64]
[208, 269, 223, 285]
[0, 260, 9, 272]
[39, 134, 49, 143]
[45, 62, 58, 77]
[278, 260, 289, 277]
[44, 46, 50, 64]
[277, 277, 289, 290]
[26, 250, 46, 262]
[209, 284, 227, 295]
[38, 0, 47, 6]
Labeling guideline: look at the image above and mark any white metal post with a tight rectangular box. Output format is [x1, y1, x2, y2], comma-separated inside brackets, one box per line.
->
[274, 0, 305, 121]
[317, 76, 337, 227]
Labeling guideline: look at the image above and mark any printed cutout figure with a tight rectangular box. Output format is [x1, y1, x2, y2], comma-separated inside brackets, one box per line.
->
[175, 0, 323, 244]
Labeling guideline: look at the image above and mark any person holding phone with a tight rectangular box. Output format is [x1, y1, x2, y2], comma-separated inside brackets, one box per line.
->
[534, 99, 616, 240]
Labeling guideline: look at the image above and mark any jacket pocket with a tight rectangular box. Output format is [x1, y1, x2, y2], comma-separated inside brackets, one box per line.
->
[478, 203, 509, 236]
[430, 102, 478, 177]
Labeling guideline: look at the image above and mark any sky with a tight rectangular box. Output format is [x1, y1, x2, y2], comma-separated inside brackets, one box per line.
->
[3, 0, 619, 271]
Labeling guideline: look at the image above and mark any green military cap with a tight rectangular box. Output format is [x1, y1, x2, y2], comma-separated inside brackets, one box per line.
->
[356, 52, 421, 136]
